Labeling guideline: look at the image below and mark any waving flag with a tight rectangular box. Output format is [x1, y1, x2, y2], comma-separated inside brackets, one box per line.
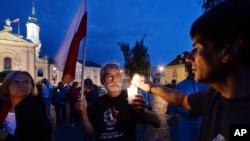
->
[12, 18, 20, 23]
[54, 0, 87, 84]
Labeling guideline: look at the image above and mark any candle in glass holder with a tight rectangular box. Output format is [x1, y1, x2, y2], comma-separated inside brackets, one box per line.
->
[127, 86, 138, 104]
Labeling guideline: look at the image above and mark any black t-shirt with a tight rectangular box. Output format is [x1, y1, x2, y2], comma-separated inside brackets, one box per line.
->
[188, 87, 250, 141]
[89, 90, 144, 141]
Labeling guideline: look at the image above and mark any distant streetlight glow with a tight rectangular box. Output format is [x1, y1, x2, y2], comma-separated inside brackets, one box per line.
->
[52, 67, 57, 84]
[159, 66, 164, 72]
[158, 66, 165, 85]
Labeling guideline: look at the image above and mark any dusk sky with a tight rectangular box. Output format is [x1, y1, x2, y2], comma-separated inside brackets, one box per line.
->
[0, 0, 203, 67]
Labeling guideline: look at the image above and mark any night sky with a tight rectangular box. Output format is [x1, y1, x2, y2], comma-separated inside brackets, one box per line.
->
[0, 0, 203, 66]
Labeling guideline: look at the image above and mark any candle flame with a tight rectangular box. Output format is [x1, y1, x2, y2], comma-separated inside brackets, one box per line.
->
[131, 73, 141, 87]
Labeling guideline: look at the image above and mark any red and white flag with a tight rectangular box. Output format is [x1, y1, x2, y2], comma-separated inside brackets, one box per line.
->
[54, 0, 87, 84]
[12, 18, 20, 23]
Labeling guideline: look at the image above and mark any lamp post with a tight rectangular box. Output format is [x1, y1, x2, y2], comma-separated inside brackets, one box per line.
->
[52, 67, 57, 84]
[159, 66, 164, 85]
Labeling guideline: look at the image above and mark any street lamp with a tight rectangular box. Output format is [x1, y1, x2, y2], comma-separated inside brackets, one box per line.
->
[52, 67, 57, 84]
[159, 66, 164, 85]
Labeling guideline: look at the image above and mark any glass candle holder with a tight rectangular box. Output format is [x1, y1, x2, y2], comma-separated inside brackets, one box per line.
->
[127, 87, 138, 104]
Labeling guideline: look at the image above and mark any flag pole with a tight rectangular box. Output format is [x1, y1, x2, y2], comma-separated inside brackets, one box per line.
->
[80, 0, 87, 99]
[18, 21, 20, 35]
[81, 37, 87, 99]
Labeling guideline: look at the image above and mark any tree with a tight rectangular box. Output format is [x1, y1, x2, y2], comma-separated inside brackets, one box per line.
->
[201, 0, 225, 11]
[118, 34, 150, 79]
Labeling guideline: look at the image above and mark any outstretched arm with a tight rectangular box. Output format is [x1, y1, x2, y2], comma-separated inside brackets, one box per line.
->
[132, 74, 191, 111]
[151, 83, 191, 110]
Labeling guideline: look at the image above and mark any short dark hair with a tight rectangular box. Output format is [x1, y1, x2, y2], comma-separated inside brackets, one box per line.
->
[190, 0, 250, 67]
[42, 78, 48, 83]
[72, 81, 78, 87]
[171, 79, 176, 84]
[84, 78, 93, 88]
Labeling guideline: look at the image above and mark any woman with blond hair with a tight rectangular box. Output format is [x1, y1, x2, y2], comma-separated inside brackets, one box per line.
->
[0, 71, 52, 141]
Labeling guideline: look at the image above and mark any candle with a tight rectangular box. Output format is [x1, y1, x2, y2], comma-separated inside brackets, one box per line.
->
[127, 86, 138, 104]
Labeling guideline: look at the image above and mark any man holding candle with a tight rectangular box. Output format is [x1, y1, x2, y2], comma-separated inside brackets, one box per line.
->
[76, 63, 160, 141]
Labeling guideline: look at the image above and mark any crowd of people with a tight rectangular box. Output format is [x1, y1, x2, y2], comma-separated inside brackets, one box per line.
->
[1, 0, 250, 141]
[36, 77, 100, 126]
[0, 68, 161, 141]
[0, 70, 103, 140]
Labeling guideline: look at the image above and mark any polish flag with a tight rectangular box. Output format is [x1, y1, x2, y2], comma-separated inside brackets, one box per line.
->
[12, 18, 20, 23]
[54, 0, 87, 84]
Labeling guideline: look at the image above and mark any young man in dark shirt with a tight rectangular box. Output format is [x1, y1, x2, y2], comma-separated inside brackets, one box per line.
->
[132, 1, 250, 140]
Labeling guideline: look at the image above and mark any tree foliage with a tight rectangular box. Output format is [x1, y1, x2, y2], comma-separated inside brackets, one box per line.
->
[118, 35, 150, 79]
[201, 0, 225, 11]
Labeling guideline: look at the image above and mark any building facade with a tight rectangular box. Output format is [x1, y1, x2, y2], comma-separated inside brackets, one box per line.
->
[150, 51, 190, 85]
[0, 1, 48, 83]
[0, 1, 102, 87]
[164, 51, 190, 84]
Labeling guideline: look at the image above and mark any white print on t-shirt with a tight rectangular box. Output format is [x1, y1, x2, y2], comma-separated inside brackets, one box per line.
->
[103, 106, 119, 131]
[100, 131, 124, 140]
[1, 112, 16, 135]
[212, 134, 226, 141]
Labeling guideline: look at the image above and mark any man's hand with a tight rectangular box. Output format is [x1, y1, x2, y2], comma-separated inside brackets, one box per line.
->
[75, 96, 88, 116]
[131, 74, 153, 92]
[131, 94, 146, 112]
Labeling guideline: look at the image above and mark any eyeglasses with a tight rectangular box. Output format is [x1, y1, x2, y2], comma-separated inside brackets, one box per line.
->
[105, 74, 122, 81]
[10, 80, 31, 86]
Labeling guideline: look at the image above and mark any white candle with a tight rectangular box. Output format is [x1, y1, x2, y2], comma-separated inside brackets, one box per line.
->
[127, 86, 138, 104]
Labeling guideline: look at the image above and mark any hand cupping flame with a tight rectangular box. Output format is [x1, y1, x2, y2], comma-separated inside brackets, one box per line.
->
[131, 74, 151, 92]
[131, 73, 144, 86]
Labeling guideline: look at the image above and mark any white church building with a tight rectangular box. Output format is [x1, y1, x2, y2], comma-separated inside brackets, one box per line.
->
[0, 1, 49, 83]
[0, 1, 102, 86]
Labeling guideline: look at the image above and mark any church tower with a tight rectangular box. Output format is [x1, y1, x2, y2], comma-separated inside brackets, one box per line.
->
[26, 0, 41, 57]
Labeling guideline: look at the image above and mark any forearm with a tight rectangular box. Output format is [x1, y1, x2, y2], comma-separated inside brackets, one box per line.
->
[144, 108, 161, 128]
[150, 84, 191, 110]
[80, 113, 95, 137]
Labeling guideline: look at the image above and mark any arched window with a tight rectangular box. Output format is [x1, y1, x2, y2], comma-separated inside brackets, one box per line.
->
[37, 68, 43, 77]
[4, 57, 12, 70]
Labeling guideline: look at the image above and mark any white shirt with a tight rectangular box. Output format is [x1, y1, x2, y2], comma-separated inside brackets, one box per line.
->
[1, 112, 16, 135]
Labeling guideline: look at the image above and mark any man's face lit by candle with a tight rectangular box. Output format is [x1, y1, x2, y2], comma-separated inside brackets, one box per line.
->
[103, 68, 122, 97]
